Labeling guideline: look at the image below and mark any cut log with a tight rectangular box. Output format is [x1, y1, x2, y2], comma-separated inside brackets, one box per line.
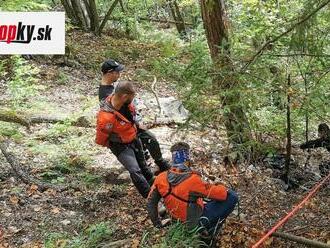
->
[0, 109, 94, 128]
[272, 232, 330, 248]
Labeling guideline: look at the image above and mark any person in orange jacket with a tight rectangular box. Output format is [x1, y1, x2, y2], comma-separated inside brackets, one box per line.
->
[96, 81, 154, 198]
[147, 142, 238, 235]
[98, 59, 170, 173]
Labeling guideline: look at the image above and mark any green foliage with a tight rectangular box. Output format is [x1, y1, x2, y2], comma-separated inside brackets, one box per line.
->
[141, 28, 182, 57]
[40, 151, 93, 185]
[44, 121, 74, 142]
[150, 33, 215, 125]
[156, 222, 206, 248]
[56, 71, 70, 85]
[104, 46, 124, 62]
[7, 56, 44, 108]
[148, 0, 330, 155]
[0, 59, 5, 75]
[80, 171, 102, 185]
[111, 184, 128, 194]
[27, 141, 61, 159]
[0, 0, 49, 11]
[44, 232, 68, 248]
[10, 186, 24, 194]
[133, 68, 153, 82]
[0, 122, 23, 141]
[44, 222, 115, 248]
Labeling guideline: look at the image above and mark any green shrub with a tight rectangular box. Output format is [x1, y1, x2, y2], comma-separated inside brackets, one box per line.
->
[0, 0, 49, 11]
[44, 222, 115, 248]
[7, 56, 44, 107]
[0, 122, 23, 141]
[80, 172, 102, 186]
[56, 71, 70, 85]
[104, 47, 124, 62]
[157, 222, 206, 248]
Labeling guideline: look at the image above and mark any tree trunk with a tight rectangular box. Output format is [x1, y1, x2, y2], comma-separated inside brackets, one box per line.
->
[119, 0, 125, 12]
[60, 0, 76, 21]
[83, 0, 99, 33]
[167, 0, 186, 36]
[80, 0, 91, 29]
[89, 0, 100, 34]
[70, 0, 88, 30]
[83, 0, 93, 28]
[200, 0, 229, 59]
[200, 0, 251, 147]
[173, 0, 187, 36]
[98, 0, 120, 34]
[284, 74, 292, 183]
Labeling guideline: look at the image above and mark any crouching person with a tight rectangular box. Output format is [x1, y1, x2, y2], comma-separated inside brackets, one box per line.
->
[300, 123, 330, 176]
[147, 142, 238, 240]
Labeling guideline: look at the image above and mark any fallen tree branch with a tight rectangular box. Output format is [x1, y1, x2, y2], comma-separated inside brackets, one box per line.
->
[0, 141, 76, 192]
[272, 232, 330, 248]
[0, 109, 94, 129]
[0, 109, 31, 129]
[100, 239, 132, 248]
[264, 53, 330, 57]
[252, 172, 330, 248]
[151, 76, 162, 116]
[1, 108, 180, 131]
[146, 118, 177, 129]
[139, 17, 193, 26]
[31, 115, 94, 128]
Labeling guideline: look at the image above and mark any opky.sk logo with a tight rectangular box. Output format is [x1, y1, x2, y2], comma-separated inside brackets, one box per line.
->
[0, 22, 52, 44]
[0, 12, 64, 54]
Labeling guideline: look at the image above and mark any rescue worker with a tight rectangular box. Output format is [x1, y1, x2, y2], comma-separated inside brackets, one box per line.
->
[300, 123, 330, 176]
[147, 142, 238, 236]
[99, 59, 170, 173]
[95, 81, 153, 198]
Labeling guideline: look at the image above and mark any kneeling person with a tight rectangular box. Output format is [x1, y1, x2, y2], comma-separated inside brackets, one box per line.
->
[300, 123, 330, 176]
[147, 142, 238, 235]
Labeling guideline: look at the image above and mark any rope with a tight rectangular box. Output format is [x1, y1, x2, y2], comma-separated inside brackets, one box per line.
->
[252, 171, 330, 248]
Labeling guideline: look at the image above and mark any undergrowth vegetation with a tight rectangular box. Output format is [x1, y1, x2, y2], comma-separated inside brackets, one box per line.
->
[44, 222, 115, 248]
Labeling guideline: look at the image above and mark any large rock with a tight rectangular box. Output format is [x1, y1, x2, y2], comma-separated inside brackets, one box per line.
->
[135, 93, 189, 123]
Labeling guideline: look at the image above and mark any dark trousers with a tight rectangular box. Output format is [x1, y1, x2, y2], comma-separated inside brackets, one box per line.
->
[109, 139, 154, 198]
[200, 190, 238, 234]
[137, 129, 170, 172]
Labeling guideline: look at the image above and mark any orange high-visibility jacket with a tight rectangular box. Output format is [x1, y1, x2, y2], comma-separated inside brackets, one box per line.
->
[147, 167, 228, 227]
[95, 95, 137, 147]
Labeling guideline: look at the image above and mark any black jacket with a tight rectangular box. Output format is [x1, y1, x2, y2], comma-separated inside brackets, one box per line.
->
[300, 137, 330, 152]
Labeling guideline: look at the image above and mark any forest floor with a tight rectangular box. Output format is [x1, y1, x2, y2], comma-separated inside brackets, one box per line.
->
[0, 30, 329, 248]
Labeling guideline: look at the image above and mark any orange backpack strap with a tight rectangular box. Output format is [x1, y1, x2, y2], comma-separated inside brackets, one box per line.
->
[101, 97, 135, 125]
[162, 172, 196, 204]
